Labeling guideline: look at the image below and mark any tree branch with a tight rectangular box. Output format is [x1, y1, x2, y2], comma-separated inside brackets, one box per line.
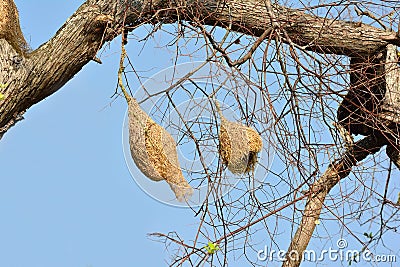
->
[1, 0, 397, 138]
[282, 135, 387, 267]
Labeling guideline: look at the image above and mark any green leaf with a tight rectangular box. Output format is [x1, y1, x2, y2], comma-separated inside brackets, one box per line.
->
[363, 232, 373, 239]
[0, 93, 4, 101]
[204, 242, 220, 254]
[0, 83, 8, 89]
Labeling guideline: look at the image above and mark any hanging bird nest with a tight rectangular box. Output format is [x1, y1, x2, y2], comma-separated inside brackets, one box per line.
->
[118, 44, 192, 202]
[217, 103, 263, 174]
[127, 96, 193, 202]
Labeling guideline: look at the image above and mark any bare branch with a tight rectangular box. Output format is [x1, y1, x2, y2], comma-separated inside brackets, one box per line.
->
[283, 135, 387, 267]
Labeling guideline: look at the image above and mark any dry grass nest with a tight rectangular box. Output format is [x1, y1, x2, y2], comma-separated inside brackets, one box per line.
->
[127, 97, 193, 202]
[219, 117, 263, 174]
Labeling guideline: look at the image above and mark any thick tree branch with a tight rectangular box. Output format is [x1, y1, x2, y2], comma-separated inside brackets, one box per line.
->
[196, 0, 398, 55]
[0, 0, 28, 53]
[283, 42, 400, 266]
[1, 0, 398, 138]
[282, 135, 387, 267]
[0, 1, 125, 135]
[386, 145, 400, 170]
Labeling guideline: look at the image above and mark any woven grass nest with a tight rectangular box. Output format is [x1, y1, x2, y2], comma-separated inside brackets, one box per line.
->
[127, 96, 193, 202]
[217, 104, 263, 174]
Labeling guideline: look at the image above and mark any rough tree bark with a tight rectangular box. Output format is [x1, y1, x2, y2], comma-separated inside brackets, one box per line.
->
[1, 1, 399, 267]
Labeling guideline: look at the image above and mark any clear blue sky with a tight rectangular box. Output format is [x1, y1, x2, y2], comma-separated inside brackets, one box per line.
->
[1, 1, 399, 267]
[0, 1, 198, 266]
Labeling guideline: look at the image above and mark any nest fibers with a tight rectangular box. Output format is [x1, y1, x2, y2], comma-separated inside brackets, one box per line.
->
[127, 97, 193, 202]
[217, 104, 263, 174]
